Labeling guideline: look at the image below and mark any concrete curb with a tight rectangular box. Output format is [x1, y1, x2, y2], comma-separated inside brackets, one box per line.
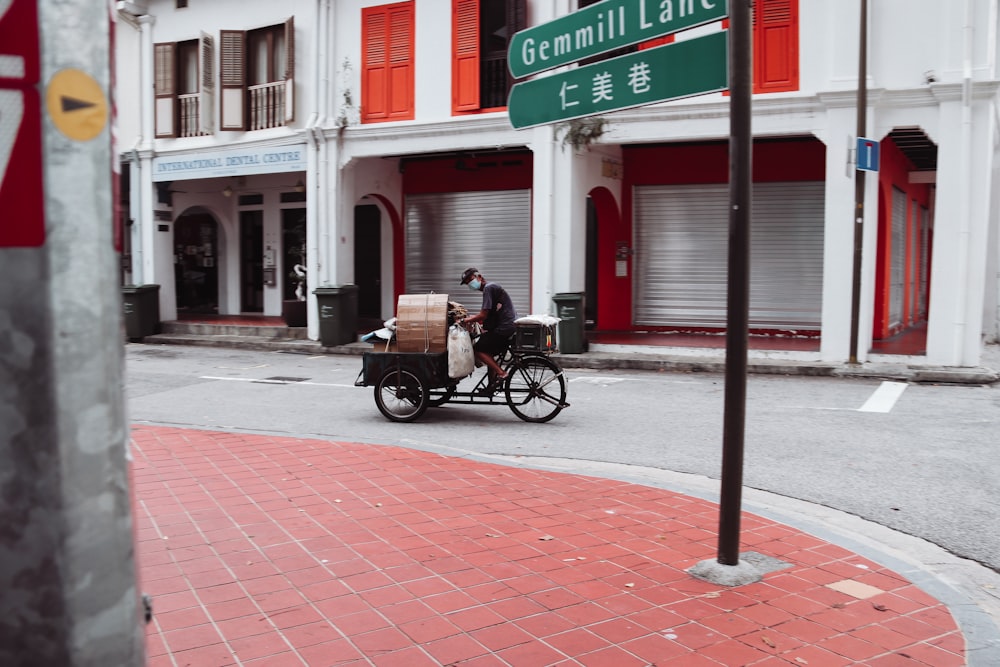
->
[139, 333, 1000, 385]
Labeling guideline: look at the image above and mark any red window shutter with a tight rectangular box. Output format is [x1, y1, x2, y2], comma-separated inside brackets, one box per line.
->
[362, 7, 388, 121]
[387, 5, 414, 118]
[754, 0, 798, 93]
[362, 2, 414, 123]
[452, 0, 479, 113]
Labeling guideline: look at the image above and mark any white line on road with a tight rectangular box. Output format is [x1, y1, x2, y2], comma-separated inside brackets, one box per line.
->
[199, 376, 357, 389]
[568, 376, 700, 385]
[858, 381, 908, 413]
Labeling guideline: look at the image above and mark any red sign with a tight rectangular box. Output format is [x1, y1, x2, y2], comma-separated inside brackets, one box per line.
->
[1, 0, 44, 247]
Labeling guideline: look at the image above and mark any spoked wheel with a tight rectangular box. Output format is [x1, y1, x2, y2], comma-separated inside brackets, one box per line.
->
[374, 367, 428, 422]
[504, 356, 567, 423]
[428, 383, 456, 407]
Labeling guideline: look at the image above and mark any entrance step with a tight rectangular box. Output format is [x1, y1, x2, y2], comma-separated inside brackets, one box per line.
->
[161, 321, 311, 340]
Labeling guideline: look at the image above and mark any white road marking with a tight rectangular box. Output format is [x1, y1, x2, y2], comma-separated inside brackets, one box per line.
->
[858, 381, 908, 413]
[568, 376, 699, 385]
[570, 377, 626, 385]
[199, 375, 356, 389]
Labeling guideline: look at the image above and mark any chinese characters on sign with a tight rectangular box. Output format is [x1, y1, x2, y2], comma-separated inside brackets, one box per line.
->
[508, 31, 728, 129]
[559, 60, 654, 112]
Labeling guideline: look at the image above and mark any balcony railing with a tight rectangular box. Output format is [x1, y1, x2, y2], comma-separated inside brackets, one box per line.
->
[178, 93, 207, 138]
[249, 80, 287, 130]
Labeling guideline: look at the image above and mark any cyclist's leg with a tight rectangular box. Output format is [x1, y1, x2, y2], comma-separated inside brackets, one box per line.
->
[474, 331, 510, 380]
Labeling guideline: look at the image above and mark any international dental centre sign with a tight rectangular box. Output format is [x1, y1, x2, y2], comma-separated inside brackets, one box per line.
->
[152, 144, 307, 182]
[508, 0, 728, 79]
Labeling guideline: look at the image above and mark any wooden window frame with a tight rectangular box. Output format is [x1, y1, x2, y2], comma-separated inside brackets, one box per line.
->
[220, 17, 295, 131]
[220, 29, 247, 130]
[154, 42, 177, 138]
[451, 0, 525, 115]
[719, 0, 799, 95]
[753, 0, 799, 93]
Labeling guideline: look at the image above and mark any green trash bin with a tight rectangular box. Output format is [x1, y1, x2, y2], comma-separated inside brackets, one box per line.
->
[121, 284, 161, 342]
[552, 292, 587, 354]
[314, 285, 359, 346]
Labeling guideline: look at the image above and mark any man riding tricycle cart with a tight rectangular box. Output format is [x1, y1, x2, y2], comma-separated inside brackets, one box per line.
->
[355, 269, 569, 423]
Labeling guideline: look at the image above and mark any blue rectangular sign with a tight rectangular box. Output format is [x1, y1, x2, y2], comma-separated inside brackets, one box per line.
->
[857, 137, 880, 172]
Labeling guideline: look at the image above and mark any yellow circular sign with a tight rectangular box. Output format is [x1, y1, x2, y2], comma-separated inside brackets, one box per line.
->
[46, 69, 108, 142]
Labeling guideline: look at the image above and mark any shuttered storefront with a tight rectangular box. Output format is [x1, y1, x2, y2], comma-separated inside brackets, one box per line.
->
[634, 181, 825, 329]
[918, 206, 930, 318]
[889, 187, 907, 329]
[404, 190, 531, 316]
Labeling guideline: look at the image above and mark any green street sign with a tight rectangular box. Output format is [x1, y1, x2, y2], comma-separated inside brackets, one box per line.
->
[508, 31, 728, 130]
[508, 0, 728, 79]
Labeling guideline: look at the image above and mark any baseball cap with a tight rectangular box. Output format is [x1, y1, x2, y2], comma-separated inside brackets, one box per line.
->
[460, 267, 479, 285]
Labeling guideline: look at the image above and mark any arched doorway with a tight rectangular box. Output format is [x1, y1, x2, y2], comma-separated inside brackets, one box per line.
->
[353, 194, 403, 326]
[354, 203, 382, 330]
[871, 128, 936, 355]
[174, 212, 219, 313]
[588, 186, 623, 330]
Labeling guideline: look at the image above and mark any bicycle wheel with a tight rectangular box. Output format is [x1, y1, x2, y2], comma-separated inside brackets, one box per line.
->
[374, 367, 428, 422]
[504, 355, 567, 423]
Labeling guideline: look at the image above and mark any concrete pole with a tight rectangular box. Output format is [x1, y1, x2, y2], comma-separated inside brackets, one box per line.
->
[0, 1, 144, 664]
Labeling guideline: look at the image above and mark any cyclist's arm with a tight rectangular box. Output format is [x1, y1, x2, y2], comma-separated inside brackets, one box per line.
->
[462, 309, 489, 326]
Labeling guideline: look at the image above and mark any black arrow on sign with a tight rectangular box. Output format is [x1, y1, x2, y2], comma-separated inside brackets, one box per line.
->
[61, 96, 96, 112]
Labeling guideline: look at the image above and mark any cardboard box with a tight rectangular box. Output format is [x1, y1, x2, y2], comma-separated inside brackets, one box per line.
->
[370, 339, 398, 352]
[395, 294, 449, 353]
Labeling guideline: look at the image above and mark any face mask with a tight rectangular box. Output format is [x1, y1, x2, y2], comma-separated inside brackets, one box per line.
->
[468, 279, 482, 291]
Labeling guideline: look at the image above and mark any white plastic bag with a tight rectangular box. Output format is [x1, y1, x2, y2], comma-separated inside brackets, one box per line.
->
[447, 324, 475, 378]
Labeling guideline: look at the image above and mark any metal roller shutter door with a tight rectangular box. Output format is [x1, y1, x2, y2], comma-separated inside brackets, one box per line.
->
[634, 181, 825, 329]
[918, 207, 929, 318]
[889, 187, 906, 329]
[404, 190, 531, 316]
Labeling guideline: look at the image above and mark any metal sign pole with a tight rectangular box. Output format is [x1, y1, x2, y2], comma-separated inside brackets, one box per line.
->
[849, 0, 868, 364]
[717, 0, 753, 569]
[0, 1, 144, 664]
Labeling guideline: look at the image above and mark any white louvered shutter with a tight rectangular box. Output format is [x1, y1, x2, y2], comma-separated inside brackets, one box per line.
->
[198, 32, 215, 134]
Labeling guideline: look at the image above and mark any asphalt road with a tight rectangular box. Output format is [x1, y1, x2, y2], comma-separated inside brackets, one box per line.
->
[125, 343, 1000, 575]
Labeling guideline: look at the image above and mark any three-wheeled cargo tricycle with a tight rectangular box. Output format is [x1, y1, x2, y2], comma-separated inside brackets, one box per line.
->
[355, 322, 569, 423]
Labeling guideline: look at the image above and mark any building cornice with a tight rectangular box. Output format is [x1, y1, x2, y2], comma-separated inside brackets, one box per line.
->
[929, 80, 1000, 103]
[123, 130, 308, 162]
[337, 114, 528, 161]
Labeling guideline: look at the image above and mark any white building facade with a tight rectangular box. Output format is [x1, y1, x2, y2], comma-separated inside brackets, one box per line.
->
[115, 0, 1000, 368]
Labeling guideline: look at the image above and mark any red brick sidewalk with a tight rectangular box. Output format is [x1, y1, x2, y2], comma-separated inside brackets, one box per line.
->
[132, 426, 964, 666]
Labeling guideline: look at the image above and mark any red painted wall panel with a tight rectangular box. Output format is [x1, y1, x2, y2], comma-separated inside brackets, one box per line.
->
[402, 153, 533, 194]
[873, 139, 932, 339]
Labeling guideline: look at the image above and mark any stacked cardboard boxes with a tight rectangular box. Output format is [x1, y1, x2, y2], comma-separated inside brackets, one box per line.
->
[395, 294, 449, 353]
